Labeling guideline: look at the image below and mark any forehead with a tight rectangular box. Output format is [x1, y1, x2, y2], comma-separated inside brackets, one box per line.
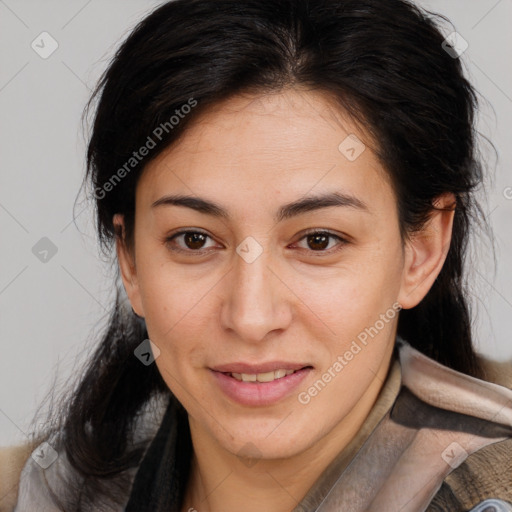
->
[137, 88, 393, 213]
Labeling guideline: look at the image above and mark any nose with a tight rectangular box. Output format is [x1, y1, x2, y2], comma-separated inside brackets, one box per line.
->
[220, 246, 293, 343]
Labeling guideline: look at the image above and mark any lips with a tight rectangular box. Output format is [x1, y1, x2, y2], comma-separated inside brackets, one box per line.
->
[210, 362, 313, 406]
[230, 368, 297, 383]
[212, 361, 310, 374]
[211, 362, 311, 383]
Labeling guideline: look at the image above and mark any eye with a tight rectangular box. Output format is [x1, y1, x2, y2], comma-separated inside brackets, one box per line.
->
[164, 229, 348, 256]
[293, 230, 348, 254]
[165, 230, 219, 253]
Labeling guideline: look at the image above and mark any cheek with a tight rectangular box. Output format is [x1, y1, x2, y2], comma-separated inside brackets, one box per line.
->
[136, 260, 219, 373]
[308, 249, 402, 333]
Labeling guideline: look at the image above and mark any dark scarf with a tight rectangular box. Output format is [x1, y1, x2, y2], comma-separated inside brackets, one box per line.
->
[125, 394, 192, 512]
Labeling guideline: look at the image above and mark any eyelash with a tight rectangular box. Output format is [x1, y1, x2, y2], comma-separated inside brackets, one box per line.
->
[164, 229, 349, 256]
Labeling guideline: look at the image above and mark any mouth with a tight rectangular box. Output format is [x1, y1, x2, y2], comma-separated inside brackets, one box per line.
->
[210, 363, 314, 406]
[226, 367, 309, 383]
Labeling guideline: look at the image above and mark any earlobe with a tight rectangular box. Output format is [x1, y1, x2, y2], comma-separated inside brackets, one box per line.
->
[113, 214, 145, 318]
[397, 194, 455, 309]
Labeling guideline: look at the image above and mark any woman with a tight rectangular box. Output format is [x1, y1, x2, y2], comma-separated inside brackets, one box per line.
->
[4, 0, 512, 510]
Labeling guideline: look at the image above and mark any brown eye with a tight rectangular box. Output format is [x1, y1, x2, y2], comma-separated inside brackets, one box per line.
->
[306, 233, 330, 251]
[165, 230, 217, 253]
[183, 232, 207, 250]
[294, 230, 348, 254]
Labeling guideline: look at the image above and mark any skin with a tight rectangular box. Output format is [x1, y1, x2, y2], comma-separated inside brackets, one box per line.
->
[115, 87, 455, 512]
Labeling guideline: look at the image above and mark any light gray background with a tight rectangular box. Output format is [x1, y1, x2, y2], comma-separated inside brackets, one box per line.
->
[1, 0, 511, 446]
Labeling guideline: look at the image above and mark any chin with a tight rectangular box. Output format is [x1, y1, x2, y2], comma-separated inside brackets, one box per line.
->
[215, 423, 313, 461]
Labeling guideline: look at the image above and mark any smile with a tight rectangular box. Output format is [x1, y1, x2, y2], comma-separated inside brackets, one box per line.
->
[229, 369, 297, 382]
[211, 366, 313, 406]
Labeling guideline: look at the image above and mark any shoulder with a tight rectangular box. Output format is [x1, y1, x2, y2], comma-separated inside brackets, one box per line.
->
[1, 437, 77, 512]
[8, 393, 169, 512]
[478, 355, 512, 390]
[429, 438, 512, 510]
[0, 441, 39, 512]
[8, 436, 132, 512]
[429, 356, 512, 511]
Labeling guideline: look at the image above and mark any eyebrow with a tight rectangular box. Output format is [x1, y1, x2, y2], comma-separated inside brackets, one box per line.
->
[151, 191, 369, 222]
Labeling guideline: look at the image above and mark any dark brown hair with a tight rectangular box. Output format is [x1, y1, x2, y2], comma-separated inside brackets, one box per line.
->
[41, 0, 489, 509]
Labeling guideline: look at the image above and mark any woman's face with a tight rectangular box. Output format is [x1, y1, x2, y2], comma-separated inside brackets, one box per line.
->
[118, 88, 424, 461]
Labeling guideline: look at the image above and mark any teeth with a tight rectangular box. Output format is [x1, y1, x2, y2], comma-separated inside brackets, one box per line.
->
[230, 369, 297, 382]
[256, 371, 275, 383]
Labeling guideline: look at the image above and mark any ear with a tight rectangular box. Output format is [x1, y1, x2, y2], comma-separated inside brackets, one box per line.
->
[113, 214, 145, 317]
[397, 193, 456, 310]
